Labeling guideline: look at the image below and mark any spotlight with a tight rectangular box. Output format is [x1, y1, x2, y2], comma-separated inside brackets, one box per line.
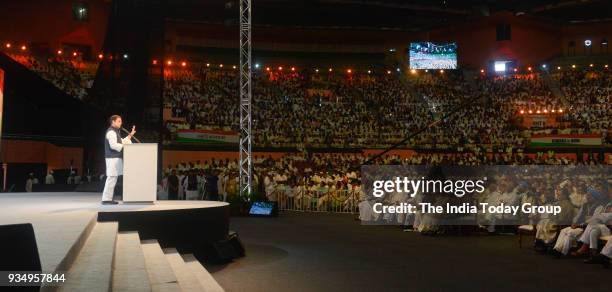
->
[551, 109, 556, 113]
[266, 67, 270, 71]
[425, 69, 429, 73]
[542, 64, 547, 68]
[98, 54, 104, 59]
[232, 65, 236, 69]
[572, 64, 576, 68]
[480, 69, 485, 73]
[519, 110, 524, 114]
[152, 59, 157, 65]
[396, 68, 400, 72]
[182, 62, 187, 67]
[255, 63, 260, 68]
[123, 53, 128, 59]
[206, 63, 210, 67]
[387, 70, 391, 74]
[513, 68, 518, 72]
[72, 52, 77, 57]
[528, 110, 533, 114]
[411, 69, 417, 74]
[329, 68, 332, 72]
[315, 69, 319, 73]
[219, 64, 223, 68]
[605, 64, 609, 68]
[543, 109, 548, 113]
[5, 43, 10, 48]
[367, 70, 371, 74]
[291, 67, 295, 71]
[167, 60, 172, 66]
[347, 69, 352, 74]
[536, 110, 541, 114]
[584, 39, 592, 47]
[439, 69, 444, 74]
[589, 64, 594, 67]
[20, 45, 27, 51]
[527, 67, 532, 71]
[278, 66, 283, 71]
[57, 50, 62, 55]
[558, 109, 563, 113]
[557, 66, 561, 70]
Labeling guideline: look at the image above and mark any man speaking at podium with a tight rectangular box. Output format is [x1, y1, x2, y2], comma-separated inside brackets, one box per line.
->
[102, 115, 136, 205]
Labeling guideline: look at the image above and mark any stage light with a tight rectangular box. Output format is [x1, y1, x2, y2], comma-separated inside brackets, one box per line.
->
[558, 109, 563, 113]
[278, 66, 283, 71]
[123, 53, 128, 59]
[551, 109, 556, 113]
[206, 63, 210, 67]
[528, 110, 533, 114]
[543, 109, 548, 113]
[232, 65, 236, 69]
[411, 69, 417, 74]
[315, 69, 319, 73]
[329, 68, 332, 72]
[589, 64, 594, 67]
[528, 67, 532, 71]
[152, 59, 157, 65]
[557, 66, 561, 70]
[584, 39, 591, 47]
[57, 50, 62, 55]
[72, 52, 77, 57]
[98, 54, 104, 59]
[266, 67, 270, 71]
[425, 69, 429, 73]
[219, 64, 223, 68]
[367, 70, 371, 74]
[291, 67, 295, 71]
[396, 68, 400, 72]
[5, 43, 10, 48]
[572, 64, 576, 68]
[439, 69, 444, 74]
[255, 63, 260, 68]
[536, 110, 541, 114]
[602, 39, 609, 45]
[519, 110, 524, 114]
[606, 64, 609, 68]
[20, 45, 27, 51]
[167, 60, 173, 66]
[542, 64, 547, 68]
[182, 62, 187, 67]
[387, 70, 391, 74]
[513, 68, 518, 72]
[480, 69, 485, 73]
[389, 48, 396, 52]
[347, 69, 352, 74]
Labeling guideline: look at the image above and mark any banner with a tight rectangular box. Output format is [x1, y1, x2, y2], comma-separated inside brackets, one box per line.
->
[530, 134, 602, 147]
[176, 129, 238, 144]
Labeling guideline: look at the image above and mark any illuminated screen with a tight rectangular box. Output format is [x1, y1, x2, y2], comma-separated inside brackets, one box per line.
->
[494, 61, 507, 72]
[409, 42, 457, 69]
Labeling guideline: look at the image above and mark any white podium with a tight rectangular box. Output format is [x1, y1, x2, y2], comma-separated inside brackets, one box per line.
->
[123, 143, 158, 203]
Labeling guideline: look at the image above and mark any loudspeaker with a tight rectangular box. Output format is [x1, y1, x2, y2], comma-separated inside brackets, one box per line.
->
[211, 231, 245, 262]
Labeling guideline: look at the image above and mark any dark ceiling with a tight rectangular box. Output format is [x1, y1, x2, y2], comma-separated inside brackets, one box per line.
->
[162, 0, 612, 30]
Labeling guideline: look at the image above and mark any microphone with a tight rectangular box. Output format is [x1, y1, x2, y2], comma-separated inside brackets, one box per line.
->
[121, 127, 141, 143]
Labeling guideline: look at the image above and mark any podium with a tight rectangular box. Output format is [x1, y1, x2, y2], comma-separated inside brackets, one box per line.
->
[123, 143, 158, 203]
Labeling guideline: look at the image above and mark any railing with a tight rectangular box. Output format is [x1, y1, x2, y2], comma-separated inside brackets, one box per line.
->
[273, 187, 361, 214]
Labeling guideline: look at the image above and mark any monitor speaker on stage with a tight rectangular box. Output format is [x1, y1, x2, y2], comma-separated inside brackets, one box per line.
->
[249, 201, 278, 217]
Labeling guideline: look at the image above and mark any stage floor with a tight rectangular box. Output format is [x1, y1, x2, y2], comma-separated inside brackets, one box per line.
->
[0, 192, 228, 272]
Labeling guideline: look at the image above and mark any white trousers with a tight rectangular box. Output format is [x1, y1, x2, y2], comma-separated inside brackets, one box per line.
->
[102, 176, 118, 202]
[602, 239, 612, 259]
[553, 227, 583, 255]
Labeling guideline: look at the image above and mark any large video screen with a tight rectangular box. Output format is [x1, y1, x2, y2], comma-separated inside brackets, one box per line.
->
[409, 42, 457, 69]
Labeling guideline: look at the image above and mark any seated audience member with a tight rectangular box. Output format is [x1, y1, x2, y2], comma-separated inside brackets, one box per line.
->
[534, 186, 575, 251]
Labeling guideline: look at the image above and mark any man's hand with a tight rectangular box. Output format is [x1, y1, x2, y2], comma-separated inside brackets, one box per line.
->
[129, 125, 136, 137]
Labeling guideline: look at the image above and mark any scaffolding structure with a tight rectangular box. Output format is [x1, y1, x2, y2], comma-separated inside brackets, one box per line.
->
[238, 0, 252, 198]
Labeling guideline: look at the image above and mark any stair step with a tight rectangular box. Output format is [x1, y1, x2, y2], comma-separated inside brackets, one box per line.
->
[164, 248, 205, 292]
[60, 222, 118, 292]
[112, 231, 151, 292]
[181, 254, 225, 292]
[140, 239, 181, 292]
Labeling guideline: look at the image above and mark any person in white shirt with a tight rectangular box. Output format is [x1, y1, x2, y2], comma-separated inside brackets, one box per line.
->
[101, 115, 135, 205]
[45, 171, 55, 184]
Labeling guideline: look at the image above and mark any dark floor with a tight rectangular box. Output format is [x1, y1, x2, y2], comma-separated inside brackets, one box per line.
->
[208, 212, 610, 292]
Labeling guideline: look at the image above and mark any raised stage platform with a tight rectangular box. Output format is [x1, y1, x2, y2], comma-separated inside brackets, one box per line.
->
[0, 192, 229, 291]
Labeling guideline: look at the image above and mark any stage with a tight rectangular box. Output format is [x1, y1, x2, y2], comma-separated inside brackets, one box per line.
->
[0, 192, 229, 291]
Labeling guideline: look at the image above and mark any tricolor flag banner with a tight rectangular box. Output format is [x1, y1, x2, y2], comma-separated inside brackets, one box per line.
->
[530, 134, 602, 147]
[176, 129, 239, 144]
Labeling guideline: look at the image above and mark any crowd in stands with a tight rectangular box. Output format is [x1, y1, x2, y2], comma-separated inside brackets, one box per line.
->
[6, 52, 97, 99]
[163, 64, 611, 149]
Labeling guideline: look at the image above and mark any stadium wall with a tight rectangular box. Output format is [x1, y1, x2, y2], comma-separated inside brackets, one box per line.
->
[0, 0, 110, 56]
[0, 139, 83, 174]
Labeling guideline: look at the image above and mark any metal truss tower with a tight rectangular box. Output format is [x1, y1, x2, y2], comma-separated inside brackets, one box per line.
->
[239, 0, 252, 198]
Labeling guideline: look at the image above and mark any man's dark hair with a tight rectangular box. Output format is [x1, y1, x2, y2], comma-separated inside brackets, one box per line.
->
[109, 115, 121, 125]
